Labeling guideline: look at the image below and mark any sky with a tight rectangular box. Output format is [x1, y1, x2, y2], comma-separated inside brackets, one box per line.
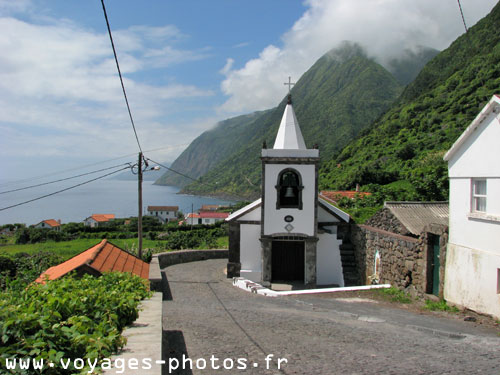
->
[0, 0, 497, 185]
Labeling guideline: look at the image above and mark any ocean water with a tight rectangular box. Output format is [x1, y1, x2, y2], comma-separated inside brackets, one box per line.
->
[0, 179, 234, 226]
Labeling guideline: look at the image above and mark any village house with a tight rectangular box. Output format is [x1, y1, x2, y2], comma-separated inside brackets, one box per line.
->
[351, 202, 449, 297]
[146, 205, 178, 223]
[199, 211, 229, 225]
[33, 219, 61, 231]
[35, 239, 149, 283]
[226, 95, 352, 287]
[185, 212, 201, 225]
[83, 214, 115, 228]
[443, 95, 500, 319]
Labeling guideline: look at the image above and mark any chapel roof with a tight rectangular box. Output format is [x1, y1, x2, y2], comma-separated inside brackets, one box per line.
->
[273, 96, 307, 150]
[35, 239, 149, 283]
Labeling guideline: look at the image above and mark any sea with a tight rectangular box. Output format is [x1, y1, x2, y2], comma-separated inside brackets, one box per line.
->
[0, 179, 235, 226]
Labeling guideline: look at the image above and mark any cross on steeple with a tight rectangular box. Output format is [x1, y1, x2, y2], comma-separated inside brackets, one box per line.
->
[284, 76, 295, 93]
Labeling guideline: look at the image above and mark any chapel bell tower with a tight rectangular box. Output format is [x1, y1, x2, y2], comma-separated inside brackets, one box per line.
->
[260, 93, 320, 286]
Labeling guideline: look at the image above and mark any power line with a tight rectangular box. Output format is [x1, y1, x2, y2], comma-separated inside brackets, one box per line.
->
[146, 158, 248, 201]
[100, 0, 143, 154]
[457, 0, 468, 33]
[0, 146, 183, 188]
[0, 166, 130, 212]
[0, 163, 130, 195]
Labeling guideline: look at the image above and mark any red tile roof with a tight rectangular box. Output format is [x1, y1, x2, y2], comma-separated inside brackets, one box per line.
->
[199, 211, 229, 219]
[90, 214, 115, 222]
[320, 190, 371, 204]
[147, 206, 178, 211]
[35, 239, 149, 283]
[187, 213, 201, 218]
[42, 219, 60, 227]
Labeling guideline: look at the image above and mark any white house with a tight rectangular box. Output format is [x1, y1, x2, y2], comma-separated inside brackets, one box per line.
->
[226, 95, 350, 287]
[147, 206, 178, 223]
[84, 214, 115, 228]
[443, 95, 500, 319]
[185, 213, 201, 226]
[34, 219, 61, 231]
[199, 211, 229, 225]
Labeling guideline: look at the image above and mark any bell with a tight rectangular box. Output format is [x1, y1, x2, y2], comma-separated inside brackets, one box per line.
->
[284, 187, 295, 198]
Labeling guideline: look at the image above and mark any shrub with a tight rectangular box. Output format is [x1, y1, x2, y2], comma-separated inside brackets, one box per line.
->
[0, 272, 151, 374]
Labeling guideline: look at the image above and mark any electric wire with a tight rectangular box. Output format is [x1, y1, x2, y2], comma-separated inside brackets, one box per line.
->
[146, 158, 248, 201]
[100, 0, 143, 154]
[0, 166, 130, 212]
[0, 163, 130, 195]
[0, 146, 182, 188]
[457, 0, 468, 33]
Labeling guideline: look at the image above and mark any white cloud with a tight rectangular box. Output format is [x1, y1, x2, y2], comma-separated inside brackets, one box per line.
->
[0, 14, 214, 180]
[219, 0, 498, 114]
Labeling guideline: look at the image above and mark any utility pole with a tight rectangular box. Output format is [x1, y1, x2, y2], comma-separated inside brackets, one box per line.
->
[138, 152, 143, 259]
[191, 202, 193, 231]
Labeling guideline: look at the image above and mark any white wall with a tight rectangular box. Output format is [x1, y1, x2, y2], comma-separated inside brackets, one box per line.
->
[316, 230, 344, 287]
[448, 111, 500, 178]
[240, 224, 262, 282]
[445, 108, 500, 319]
[448, 178, 500, 251]
[263, 163, 316, 236]
[444, 243, 500, 319]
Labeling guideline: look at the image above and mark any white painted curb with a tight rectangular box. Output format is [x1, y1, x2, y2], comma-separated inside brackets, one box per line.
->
[232, 277, 391, 297]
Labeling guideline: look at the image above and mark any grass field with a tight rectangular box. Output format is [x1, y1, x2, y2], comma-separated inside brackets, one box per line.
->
[0, 236, 229, 260]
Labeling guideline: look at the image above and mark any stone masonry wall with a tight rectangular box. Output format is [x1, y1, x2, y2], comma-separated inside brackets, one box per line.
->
[364, 208, 412, 237]
[351, 225, 425, 295]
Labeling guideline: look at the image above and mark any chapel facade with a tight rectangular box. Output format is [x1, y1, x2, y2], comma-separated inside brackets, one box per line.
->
[226, 95, 351, 287]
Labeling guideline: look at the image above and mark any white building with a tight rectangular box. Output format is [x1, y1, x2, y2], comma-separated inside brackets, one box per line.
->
[184, 212, 229, 225]
[147, 206, 178, 223]
[84, 214, 115, 228]
[227, 95, 350, 287]
[34, 219, 61, 231]
[199, 211, 229, 225]
[443, 95, 500, 319]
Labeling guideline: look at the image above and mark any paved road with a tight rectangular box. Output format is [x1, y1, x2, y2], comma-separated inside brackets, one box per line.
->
[162, 259, 499, 375]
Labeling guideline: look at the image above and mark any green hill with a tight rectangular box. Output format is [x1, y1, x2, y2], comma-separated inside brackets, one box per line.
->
[319, 2, 500, 201]
[169, 43, 404, 199]
[154, 111, 269, 187]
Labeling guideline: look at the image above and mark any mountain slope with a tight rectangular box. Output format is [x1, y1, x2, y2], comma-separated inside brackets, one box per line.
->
[154, 111, 269, 187]
[319, 2, 500, 201]
[179, 44, 404, 199]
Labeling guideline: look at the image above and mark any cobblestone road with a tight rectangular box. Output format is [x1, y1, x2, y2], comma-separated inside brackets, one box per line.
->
[162, 259, 499, 375]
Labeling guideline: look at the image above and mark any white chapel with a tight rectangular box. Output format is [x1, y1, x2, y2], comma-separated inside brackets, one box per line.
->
[226, 94, 352, 287]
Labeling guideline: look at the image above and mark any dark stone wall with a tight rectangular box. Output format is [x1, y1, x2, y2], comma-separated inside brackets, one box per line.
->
[364, 208, 413, 237]
[350, 223, 448, 297]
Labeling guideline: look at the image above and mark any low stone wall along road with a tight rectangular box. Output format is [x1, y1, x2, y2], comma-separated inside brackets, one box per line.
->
[161, 259, 499, 375]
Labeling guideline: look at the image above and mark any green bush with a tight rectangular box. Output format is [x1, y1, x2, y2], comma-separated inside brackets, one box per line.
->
[0, 272, 151, 374]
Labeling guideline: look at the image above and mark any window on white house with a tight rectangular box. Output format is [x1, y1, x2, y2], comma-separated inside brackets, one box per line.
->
[472, 179, 487, 212]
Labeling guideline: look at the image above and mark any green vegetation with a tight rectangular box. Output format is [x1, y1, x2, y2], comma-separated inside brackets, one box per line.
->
[376, 287, 412, 304]
[319, 3, 500, 201]
[0, 272, 151, 374]
[424, 299, 460, 313]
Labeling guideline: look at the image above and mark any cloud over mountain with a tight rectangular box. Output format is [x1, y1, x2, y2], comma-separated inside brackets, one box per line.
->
[219, 0, 497, 114]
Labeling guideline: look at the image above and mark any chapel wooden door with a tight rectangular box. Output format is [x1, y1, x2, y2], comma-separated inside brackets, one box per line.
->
[271, 240, 304, 282]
